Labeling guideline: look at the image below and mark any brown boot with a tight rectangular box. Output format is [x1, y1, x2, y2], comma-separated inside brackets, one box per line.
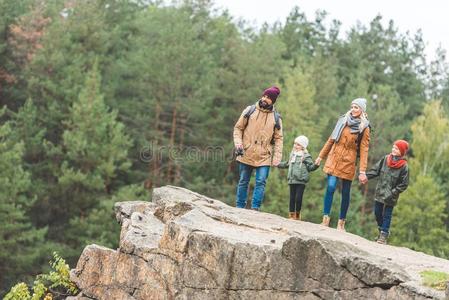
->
[321, 215, 330, 226]
[288, 212, 295, 219]
[337, 219, 346, 231]
[295, 211, 301, 221]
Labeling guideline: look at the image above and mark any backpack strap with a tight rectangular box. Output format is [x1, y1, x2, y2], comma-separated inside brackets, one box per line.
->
[271, 110, 282, 145]
[242, 105, 256, 130]
[243, 104, 282, 145]
[244, 104, 257, 119]
[243, 104, 281, 130]
[273, 109, 281, 130]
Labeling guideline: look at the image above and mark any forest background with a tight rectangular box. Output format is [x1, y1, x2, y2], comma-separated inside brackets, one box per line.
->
[1, 0, 449, 296]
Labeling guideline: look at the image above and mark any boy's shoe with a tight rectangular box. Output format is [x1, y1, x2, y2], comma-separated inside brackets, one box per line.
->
[336, 219, 346, 231]
[295, 211, 301, 221]
[288, 212, 295, 219]
[377, 231, 389, 244]
[251, 207, 260, 211]
[321, 215, 330, 227]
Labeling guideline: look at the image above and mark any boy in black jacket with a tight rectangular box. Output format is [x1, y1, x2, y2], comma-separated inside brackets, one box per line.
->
[365, 140, 410, 244]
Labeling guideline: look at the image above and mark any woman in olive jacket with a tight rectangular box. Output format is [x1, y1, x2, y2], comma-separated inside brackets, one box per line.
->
[365, 140, 410, 244]
[315, 98, 370, 231]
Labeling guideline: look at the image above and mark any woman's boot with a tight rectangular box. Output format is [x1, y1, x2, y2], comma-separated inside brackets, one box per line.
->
[337, 219, 346, 231]
[321, 215, 330, 226]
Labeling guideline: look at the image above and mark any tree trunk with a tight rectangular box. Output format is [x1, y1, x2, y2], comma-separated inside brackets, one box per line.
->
[174, 117, 185, 185]
[167, 103, 178, 183]
[146, 103, 161, 189]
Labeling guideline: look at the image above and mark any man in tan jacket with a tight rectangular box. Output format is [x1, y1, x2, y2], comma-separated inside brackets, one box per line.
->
[233, 86, 283, 210]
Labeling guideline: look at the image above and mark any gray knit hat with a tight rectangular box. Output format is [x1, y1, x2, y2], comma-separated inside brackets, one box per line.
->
[351, 98, 367, 112]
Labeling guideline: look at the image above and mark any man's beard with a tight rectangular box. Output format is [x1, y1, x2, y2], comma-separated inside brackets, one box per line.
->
[259, 99, 272, 109]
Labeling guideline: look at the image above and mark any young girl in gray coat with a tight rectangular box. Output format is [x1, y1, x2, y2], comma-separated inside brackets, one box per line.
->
[278, 136, 319, 220]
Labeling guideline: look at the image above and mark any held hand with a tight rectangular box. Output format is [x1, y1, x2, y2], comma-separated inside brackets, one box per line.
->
[358, 173, 368, 184]
[315, 157, 322, 166]
[272, 159, 281, 167]
[236, 143, 243, 150]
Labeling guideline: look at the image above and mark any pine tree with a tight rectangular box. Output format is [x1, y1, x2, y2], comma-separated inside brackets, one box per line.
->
[391, 174, 449, 257]
[391, 101, 449, 258]
[280, 7, 329, 64]
[8, 98, 53, 228]
[409, 101, 449, 179]
[57, 63, 132, 260]
[67, 184, 149, 251]
[25, 0, 111, 145]
[0, 0, 33, 111]
[0, 111, 47, 295]
[427, 47, 449, 101]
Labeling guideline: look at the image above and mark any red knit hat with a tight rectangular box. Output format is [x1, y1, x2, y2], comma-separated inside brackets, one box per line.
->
[263, 86, 280, 102]
[394, 140, 409, 156]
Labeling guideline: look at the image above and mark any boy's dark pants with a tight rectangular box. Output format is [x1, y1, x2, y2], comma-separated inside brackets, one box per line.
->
[374, 201, 394, 234]
[289, 184, 305, 212]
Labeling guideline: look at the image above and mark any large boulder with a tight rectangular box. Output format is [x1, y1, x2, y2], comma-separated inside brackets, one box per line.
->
[69, 186, 449, 299]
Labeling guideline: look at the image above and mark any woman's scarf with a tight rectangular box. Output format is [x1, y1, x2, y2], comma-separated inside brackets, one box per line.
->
[330, 112, 369, 142]
[386, 154, 407, 169]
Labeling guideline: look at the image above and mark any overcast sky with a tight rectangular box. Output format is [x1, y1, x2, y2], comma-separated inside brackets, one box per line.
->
[212, 0, 448, 61]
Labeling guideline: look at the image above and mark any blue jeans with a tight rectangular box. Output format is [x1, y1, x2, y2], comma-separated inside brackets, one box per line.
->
[374, 201, 394, 234]
[323, 175, 352, 219]
[236, 163, 270, 209]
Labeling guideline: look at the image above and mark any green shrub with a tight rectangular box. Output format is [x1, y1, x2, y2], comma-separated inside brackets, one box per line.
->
[420, 270, 449, 290]
[4, 252, 78, 300]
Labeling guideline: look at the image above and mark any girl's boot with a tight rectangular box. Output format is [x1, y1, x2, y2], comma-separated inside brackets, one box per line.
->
[295, 211, 301, 221]
[288, 212, 295, 219]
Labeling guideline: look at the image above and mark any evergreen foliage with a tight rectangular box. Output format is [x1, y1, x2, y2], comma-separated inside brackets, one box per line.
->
[1, 0, 449, 294]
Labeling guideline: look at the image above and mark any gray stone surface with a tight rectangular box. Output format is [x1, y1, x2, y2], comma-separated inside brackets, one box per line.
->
[70, 185, 449, 299]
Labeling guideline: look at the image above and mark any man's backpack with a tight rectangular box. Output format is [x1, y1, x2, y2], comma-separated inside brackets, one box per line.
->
[243, 104, 281, 145]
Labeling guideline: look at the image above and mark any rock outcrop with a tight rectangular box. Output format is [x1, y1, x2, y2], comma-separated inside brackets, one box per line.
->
[69, 186, 449, 299]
